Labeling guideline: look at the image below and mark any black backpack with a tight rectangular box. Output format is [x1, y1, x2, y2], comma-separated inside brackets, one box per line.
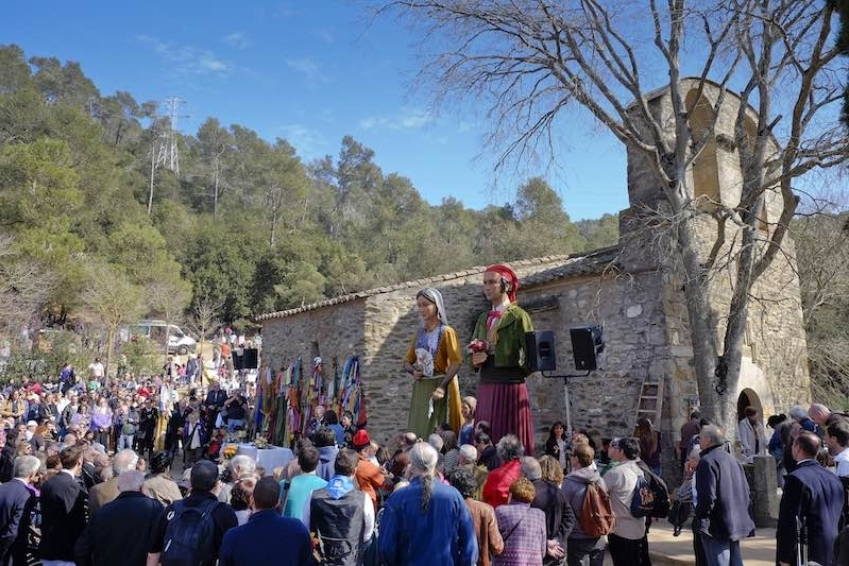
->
[161, 498, 220, 566]
[667, 498, 692, 536]
[630, 460, 670, 518]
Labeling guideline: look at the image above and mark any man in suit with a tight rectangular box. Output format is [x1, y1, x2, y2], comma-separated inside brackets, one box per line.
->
[0, 455, 40, 566]
[88, 449, 138, 515]
[74, 470, 163, 566]
[777, 431, 845, 566]
[204, 381, 227, 430]
[218, 476, 313, 566]
[40, 444, 88, 566]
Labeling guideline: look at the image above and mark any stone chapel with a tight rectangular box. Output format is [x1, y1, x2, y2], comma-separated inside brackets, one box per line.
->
[258, 80, 811, 469]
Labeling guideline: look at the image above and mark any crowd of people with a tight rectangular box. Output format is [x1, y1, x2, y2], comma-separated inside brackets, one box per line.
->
[1, 264, 849, 566]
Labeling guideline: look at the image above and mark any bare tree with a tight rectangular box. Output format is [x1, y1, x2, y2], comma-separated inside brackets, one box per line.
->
[80, 263, 145, 385]
[185, 285, 223, 365]
[147, 278, 192, 360]
[380, 0, 848, 427]
[0, 234, 56, 342]
[794, 210, 849, 406]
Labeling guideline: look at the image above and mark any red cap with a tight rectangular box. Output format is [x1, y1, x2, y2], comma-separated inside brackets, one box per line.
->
[485, 264, 519, 302]
[352, 429, 371, 448]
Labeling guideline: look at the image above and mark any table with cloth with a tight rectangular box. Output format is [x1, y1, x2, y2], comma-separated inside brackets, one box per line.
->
[224, 443, 294, 475]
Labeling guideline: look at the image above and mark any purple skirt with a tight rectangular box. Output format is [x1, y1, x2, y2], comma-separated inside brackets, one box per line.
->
[477, 382, 535, 456]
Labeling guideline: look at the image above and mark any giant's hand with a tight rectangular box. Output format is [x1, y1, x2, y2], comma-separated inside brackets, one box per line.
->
[471, 351, 488, 367]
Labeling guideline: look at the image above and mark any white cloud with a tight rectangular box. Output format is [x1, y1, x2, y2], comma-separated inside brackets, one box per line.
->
[224, 32, 250, 50]
[137, 35, 231, 77]
[279, 124, 329, 158]
[314, 28, 334, 44]
[286, 58, 325, 84]
[359, 108, 433, 131]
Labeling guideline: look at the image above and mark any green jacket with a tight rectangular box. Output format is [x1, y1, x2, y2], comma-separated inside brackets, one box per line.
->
[472, 303, 534, 376]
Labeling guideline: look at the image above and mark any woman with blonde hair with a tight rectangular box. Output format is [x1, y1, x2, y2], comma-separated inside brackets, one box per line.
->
[459, 396, 477, 446]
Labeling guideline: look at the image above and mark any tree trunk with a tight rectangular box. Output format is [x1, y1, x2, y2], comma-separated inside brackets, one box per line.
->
[213, 159, 220, 219]
[676, 212, 723, 426]
[105, 326, 115, 388]
[148, 142, 155, 215]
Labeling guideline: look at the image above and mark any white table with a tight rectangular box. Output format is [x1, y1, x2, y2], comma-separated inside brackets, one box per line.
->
[226, 443, 294, 475]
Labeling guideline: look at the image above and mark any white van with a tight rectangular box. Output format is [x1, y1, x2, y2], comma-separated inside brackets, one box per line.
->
[128, 320, 197, 355]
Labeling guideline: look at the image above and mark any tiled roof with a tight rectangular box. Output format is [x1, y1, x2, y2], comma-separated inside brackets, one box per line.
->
[256, 245, 621, 321]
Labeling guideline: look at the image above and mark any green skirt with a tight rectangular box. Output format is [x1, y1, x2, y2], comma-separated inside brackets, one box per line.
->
[408, 376, 447, 439]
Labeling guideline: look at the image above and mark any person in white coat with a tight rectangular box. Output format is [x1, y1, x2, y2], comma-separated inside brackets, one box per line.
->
[737, 406, 766, 463]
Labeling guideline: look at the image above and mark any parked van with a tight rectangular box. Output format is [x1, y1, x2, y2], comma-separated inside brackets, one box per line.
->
[127, 320, 197, 355]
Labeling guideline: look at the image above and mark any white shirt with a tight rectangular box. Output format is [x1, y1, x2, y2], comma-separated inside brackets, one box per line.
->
[834, 447, 849, 478]
[88, 362, 104, 378]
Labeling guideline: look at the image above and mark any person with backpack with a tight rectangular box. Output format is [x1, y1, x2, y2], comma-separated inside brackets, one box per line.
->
[562, 442, 612, 566]
[603, 437, 650, 566]
[147, 460, 238, 566]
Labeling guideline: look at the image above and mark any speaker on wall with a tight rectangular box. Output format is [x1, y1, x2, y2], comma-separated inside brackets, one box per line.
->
[525, 330, 557, 372]
[243, 348, 259, 370]
[232, 351, 245, 371]
[570, 325, 604, 371]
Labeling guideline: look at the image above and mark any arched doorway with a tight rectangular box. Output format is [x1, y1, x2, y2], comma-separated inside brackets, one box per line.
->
[736, 388, 763, 421]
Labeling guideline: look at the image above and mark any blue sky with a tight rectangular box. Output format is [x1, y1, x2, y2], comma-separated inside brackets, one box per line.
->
[4, 1, 629, 220]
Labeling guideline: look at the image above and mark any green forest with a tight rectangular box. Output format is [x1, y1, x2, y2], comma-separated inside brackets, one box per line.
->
[0, 44, 618, 338]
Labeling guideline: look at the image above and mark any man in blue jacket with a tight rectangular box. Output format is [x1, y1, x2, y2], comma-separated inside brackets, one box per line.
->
[379, 442, 478, 566]
[777, 431, 844, 566]
[694, 425, 755, 566]
[0, 455, 39, 566]
[219, 476, 313, 566]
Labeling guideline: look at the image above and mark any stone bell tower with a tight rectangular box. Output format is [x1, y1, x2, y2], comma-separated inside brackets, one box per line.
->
[616, 79, 810, 445]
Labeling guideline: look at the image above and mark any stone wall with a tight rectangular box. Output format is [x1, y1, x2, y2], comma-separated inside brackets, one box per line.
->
[261, 253, 690, 455]
[260, 299, 367, 382]
[523, 271, 668, 439]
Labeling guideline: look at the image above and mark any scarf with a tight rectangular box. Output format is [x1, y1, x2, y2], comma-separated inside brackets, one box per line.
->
[417, 288, 449, 325]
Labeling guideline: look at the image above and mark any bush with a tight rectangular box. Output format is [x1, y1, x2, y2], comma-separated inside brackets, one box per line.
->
[119, 337, 161, 377]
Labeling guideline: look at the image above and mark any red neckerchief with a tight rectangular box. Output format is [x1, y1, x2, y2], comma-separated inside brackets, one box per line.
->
[486, 309, 504, 330]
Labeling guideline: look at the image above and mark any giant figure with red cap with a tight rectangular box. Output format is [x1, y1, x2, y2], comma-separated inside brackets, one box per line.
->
[469, 264, 536, 455]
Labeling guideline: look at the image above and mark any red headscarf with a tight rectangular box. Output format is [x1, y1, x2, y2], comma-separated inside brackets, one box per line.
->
[485, 263, 520, 303]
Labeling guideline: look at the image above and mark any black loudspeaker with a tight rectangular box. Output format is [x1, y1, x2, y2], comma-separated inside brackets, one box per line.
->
[243, 348, 259, 370]
[570, 325, 604, 371]
[525, 331, 557, 372]
[232, 350, 245, 371]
